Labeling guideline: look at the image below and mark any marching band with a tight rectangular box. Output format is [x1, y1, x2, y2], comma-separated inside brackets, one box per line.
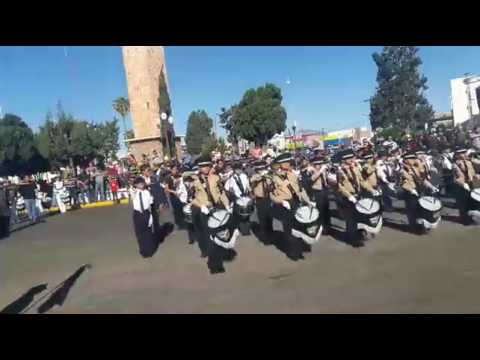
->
[127, 141, 480, 275]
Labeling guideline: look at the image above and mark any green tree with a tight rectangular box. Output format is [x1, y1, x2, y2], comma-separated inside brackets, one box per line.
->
[0, 113, 36, 175]
[369, 46, 434, 136]
[201, 135, 218, 157]
[112, 96, 130, 140]
[185, 110, 213, 155]
[219, 105, 239, 154]
[231, 83, 287, 146]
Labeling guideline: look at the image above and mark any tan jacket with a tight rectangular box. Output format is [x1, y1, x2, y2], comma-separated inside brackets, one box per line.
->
[400, 165, 426, 193]
[454, 159, 480, 188]
[191, 177, 212, 209]
[311, 167, 328, 191]
[250, 173, 271, 199]
[270, 171, 310, 204]
[208, 173, 230, 209]
[362, 162, 379, 189]
[337, 164, 374, 199]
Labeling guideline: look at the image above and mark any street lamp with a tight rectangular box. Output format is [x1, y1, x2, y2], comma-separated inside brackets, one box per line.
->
[292, 121, 297, 153]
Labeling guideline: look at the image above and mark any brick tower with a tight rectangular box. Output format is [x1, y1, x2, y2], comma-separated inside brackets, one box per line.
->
[122, 46, 175, 162]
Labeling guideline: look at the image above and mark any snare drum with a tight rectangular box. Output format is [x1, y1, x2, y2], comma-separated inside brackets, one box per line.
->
[470, 188, 480, 211]
[418, 196, 442, 223]
[235, 196, 254, 218]
[183, 204, 193, 224]
[208, 209, 238, 249]
[355, 198, 382, 226]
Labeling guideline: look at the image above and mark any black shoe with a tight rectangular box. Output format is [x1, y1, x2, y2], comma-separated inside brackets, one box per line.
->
[224, 249, 237, 262]
[210, 267, 226, 275]
[188, 239, 195, 244]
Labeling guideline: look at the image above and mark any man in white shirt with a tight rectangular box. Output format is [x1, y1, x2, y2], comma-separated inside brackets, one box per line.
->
[224, 162, 251, 200]
[131, 176, 161, 258]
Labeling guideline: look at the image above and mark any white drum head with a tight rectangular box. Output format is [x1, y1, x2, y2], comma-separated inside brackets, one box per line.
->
[356, 198, 380, 215]
[295, 206, 320, 224]
[418, 196, 442, 212]
[236, 197, 252, 207]
[471, 189, 480, 202]
[17, 198, 25, 206]
[208, 210, 230, 229]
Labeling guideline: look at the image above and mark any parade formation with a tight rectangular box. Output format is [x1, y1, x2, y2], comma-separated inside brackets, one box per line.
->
[125, 128, 480, 275]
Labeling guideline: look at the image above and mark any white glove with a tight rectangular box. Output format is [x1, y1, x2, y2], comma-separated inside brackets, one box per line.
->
[464, 183, 471, 192]
[148, 214, 153, 228]
[201, 206, 210, 215]
[431, 186, 440, 193]
[309, 201, 317, 207]
[227, 206, 234, 214]
[348, 196, 357, 204]
[282, 201, 291, 210]
[410, 190, 419, 197]
[372, 190, 380, 197]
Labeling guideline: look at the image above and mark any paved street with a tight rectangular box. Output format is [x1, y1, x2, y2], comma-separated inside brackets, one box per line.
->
[1, 199, 480, 314]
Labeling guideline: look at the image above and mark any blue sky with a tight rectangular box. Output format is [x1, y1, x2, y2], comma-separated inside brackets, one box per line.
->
[1, 46, 479, 137]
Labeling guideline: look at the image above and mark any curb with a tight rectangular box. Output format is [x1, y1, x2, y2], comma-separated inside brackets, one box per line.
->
[49, 199, 130, 213]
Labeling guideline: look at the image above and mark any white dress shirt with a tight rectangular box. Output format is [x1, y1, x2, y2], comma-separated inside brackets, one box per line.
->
[225, 172, 251, 198]
[132, 189, 154, 213]
[176, 179, 188, 204]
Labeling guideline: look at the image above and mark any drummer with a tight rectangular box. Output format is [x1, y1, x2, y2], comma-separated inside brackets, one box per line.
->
[250, 160, 274, 240]
[309, 156, 332, 234]
[452, 147, 480, 225]
[270, 152, 313, 261]
[179, 170, 197, 245]
[224, 161, 252, 235]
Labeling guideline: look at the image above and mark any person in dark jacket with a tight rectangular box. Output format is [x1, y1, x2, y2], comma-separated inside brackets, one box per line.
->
[0, 180, 10, 239]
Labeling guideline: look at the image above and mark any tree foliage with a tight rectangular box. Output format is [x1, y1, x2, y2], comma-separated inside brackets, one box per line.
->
[224, 83, 287, 146]
[113, 96, 130, 138]
[185, 110, 213, 155]
[0, 114, 37, 175]
[369, 46, 434, 135]
[158, 67, 172, 116]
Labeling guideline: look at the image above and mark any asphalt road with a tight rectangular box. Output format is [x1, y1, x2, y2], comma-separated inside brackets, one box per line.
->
[1, 197, 480, 314]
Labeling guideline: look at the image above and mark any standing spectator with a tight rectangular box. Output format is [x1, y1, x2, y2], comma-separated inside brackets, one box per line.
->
[19, 176, 39, 223]
[110, 176, 120, 204]
[8, 184, 18, 226]
[53, 176, 67, 214]
[0, 179, 10, 239]
[77, 169, 90, 204]
[472, 126, 480, 151]
[95, 168, 105, 202]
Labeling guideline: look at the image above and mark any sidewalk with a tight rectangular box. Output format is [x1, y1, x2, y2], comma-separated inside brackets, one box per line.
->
[49, 198, 129, 213]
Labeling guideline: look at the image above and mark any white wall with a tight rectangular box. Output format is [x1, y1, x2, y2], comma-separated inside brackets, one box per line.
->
[451, 76, 480, 126]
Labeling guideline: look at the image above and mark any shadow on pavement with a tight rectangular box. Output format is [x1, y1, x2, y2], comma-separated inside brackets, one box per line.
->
[442, 214, 463, 225]
[0, 284, 48, 314]
[37, 264, 92, 314]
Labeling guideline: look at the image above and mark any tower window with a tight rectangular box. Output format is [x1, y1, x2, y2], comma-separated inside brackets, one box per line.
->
[146, 102, 150, 109]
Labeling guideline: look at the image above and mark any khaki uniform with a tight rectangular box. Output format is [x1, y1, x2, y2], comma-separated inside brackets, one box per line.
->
[362, 161, 379, 189]
[250, 173, 272, 199]
[191, 178, 212, 208]
[208, 174, 230, 209]
[270, 171, 310, 204]
[311, 167, 328, 191]
[400, 166, 424, 193]
[337, 164, 374, 199]
[454, 159, 480, 189]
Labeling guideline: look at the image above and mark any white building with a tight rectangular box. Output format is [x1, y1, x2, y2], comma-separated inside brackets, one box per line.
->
[451, 75, 480, 126]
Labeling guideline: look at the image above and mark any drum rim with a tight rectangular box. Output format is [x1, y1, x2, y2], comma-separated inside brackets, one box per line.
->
[418, 196, 442, 212]
[355, 198, 381, 215]
[295, 205, 320, 224]
[207, 209, 230, 229]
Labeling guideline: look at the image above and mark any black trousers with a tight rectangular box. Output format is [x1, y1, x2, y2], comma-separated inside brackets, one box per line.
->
[454, 185, 471, 225]
[312, 189, 331, 230]
[133, 210, 160, 258]
[339, 199, 358, 242]
[0, 215, 10, 239]
[170, 195, 185, 229]
[404, 193, 419, 231]
[379, 183, 394, 210]
[255, 197, 273, 234]
[271, 203, 302, 259]
[191, 205, 209, 256]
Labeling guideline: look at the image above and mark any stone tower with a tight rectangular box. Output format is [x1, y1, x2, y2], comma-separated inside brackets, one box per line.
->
[122, 46, 175, 162]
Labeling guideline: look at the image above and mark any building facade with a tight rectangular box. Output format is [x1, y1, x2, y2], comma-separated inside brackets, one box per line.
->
[451, 75, 480, 126]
